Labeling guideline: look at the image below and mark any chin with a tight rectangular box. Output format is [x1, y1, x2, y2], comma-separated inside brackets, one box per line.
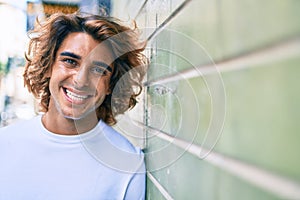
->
[61, 109, 97, 121]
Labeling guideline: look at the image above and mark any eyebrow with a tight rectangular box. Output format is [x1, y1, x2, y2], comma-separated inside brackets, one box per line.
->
[60, 52, 81, 59]
[92, 61, 113, 73]
[60, 51, 113, 73]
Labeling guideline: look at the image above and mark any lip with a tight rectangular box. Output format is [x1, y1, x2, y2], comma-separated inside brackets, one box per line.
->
[62, 87, 93, 105]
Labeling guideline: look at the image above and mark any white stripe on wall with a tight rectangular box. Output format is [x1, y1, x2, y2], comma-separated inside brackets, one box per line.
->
[147, 172, 174, 200]
[145, 37, 300, 86]
[144, 125, 300, 200]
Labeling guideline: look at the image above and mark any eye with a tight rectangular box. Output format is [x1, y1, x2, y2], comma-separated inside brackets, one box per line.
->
[62, 58, 77, 66]
[91, 66, 108, 76]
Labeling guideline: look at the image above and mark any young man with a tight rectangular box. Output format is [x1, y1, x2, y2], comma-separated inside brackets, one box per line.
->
[0, 12, 148, 199]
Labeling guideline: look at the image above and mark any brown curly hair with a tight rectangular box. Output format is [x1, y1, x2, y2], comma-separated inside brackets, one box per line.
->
[24, 12, 148, 125]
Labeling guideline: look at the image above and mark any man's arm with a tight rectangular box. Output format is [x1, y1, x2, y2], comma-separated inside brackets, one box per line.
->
[124, 161, 146, 200]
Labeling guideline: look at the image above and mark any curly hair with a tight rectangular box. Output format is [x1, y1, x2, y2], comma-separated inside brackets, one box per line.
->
[24, 12, 148, 125]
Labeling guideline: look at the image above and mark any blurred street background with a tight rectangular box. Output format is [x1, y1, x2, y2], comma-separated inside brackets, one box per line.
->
[1, 0, 300, 199]
[0, 0, 111, 127]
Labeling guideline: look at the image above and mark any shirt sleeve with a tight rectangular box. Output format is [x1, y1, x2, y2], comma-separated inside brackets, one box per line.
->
[124, 160, 146, 200]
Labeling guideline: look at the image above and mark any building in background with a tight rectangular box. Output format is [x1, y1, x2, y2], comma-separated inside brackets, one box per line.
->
[0, 0, 111, 126]
[1, 0, 300, 199]
[0, 0, 29, 126]
[111, 0, 300, 199]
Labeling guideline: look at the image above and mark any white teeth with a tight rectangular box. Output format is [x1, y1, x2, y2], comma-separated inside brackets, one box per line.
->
[66, 89, 88, 101]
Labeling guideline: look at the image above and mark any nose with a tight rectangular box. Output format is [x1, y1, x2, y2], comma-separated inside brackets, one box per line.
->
[73, 65, 89, 88]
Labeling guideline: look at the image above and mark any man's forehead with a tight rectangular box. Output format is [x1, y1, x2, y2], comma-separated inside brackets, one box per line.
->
[87, 43, 114, 62]
[59, 32, 115, 62]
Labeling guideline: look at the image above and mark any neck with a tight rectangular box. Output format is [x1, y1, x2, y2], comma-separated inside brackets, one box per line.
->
[42, 112, 99, 135]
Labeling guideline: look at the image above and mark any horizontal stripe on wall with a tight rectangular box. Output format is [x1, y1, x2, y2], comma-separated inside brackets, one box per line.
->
[144, 37, 300, 86]
[141, 122, 300, 200]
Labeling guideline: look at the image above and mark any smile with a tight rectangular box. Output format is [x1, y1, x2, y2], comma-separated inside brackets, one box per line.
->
[64, 88, 90, 102]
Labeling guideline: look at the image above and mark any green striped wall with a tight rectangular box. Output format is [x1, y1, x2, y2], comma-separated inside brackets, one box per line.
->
[112, 0, 300, 199]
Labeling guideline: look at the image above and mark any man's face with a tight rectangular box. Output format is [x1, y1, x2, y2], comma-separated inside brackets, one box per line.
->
[48, 32, 114, 120]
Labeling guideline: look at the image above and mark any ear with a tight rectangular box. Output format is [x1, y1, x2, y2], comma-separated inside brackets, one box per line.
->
[45, 68, 52, 78]
[106, 88, 111, 95]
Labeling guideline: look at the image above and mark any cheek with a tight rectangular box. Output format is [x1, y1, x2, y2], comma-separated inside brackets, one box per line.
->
[94, 77, 111, 94]
[104, 79, 111, 94]
[48, 70, 62, 88]
[94, 87, 109, 107]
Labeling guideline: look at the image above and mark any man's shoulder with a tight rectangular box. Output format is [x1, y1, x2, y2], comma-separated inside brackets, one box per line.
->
[84, 121, 145, 173]
[0, 116, 39, 137]
[99, 121, 142, 155]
